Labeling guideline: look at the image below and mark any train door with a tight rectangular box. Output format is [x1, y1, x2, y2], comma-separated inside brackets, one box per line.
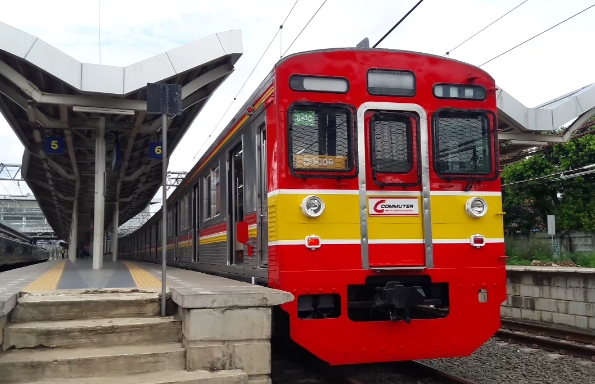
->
[193, 183, 199, 262]
[256, 124, 268, 266]
[228, 142, 244, 265]
[358, 102, 433, 270]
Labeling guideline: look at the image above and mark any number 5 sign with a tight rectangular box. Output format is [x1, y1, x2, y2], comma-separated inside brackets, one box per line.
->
[45, 136, 65, 155]
[150, 142, 163, 159]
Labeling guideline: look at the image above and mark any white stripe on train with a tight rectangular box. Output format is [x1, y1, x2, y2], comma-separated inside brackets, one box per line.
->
[267, 189, 502, 198]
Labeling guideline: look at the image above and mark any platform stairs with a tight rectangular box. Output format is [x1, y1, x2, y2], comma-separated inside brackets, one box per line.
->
[0, 290, 247, 384]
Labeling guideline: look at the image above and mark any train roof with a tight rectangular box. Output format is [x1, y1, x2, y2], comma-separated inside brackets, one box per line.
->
[0, 221, 33, 243]
[275, 47, 495, 81]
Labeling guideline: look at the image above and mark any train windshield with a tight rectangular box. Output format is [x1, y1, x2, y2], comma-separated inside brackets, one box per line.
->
[432, 110, 493, 176]
[288, 104, 354, 173]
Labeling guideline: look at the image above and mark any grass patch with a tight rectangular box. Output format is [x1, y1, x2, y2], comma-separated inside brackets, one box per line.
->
[505, 238, 595, 267]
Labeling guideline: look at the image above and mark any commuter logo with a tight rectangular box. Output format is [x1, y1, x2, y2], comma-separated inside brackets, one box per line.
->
[369, 198, 419, 216]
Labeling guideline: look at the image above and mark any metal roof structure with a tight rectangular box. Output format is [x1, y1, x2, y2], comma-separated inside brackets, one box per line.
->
[496, 83, 595, 165]
[0, 21, 243, 244]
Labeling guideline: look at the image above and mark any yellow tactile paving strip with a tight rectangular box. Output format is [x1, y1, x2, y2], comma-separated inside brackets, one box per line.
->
[123, 261, 162, 288]
[24, 260, 67, 291]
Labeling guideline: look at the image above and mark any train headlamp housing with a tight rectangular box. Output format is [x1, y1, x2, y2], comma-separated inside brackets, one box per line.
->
[301, 195, 325, 218]
[433, 84, 487, 100]
[465, 197, 488, 218]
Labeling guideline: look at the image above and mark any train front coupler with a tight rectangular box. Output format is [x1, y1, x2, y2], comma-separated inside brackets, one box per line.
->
[371, 281, 429, 323]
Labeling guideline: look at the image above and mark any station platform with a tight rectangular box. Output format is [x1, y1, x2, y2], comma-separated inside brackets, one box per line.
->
[0, 258, 293, 317]
[24, 259, 161, 291]
[0, 260, 293, 384]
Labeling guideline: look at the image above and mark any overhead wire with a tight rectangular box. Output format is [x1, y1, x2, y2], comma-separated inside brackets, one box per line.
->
[190, 0, 300, 162]
[479, 3, 595, 67]
[445, 0, 529, 56]
[0, 182, 16, 201]
[282, 0, 327, 57]
[373, 0, 424, 48]
[502, 164, 595, 187]
[2, 166, 25, 195]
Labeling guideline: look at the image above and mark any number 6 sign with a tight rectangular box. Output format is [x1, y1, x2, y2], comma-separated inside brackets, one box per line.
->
[150, 142, 163, 159]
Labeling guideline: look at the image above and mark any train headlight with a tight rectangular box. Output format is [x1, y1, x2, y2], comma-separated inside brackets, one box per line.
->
[465, 197, 487, 218]
[301, 195, 325, 218]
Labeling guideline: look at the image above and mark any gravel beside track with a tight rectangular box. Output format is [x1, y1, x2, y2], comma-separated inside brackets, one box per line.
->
[423, 338, 595, 384]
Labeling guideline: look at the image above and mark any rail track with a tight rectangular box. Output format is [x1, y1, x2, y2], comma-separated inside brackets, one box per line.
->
[497, 318, 595, 361]
[272, 337, 479, 384]
[273, 359, 479, 384]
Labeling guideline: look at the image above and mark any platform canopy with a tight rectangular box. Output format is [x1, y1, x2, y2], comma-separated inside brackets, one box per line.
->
[0, 21, 243, 243]
[497, 83, 595, 166]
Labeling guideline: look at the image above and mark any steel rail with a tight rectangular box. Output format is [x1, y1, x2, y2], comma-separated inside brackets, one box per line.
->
[501, 318, 595, 345]
[496, 328, 595, 361]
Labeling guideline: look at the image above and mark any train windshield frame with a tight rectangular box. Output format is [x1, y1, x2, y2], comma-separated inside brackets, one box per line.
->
[287, 102, 357, 178]
[431, 109, 497, 180]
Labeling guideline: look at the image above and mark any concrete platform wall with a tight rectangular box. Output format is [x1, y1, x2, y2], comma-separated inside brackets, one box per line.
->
[502, 266, 595, 331]
[0, 261, 293, 384]
[166, 271, 293, 384]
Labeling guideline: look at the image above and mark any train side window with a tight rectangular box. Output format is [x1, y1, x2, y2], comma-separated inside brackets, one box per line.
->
[288, 104, 355, 175]
[213, 166, 220, 216]
[203, 173, 211, 219]
[203, 166, 221, 220]
[432, 110, 493, 176]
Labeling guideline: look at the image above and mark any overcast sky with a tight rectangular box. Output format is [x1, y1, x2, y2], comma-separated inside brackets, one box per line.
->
[1, 0, 594, 216]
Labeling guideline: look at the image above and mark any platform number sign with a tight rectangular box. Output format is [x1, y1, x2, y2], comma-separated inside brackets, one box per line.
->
[45, 136, 65, 155]
[150, 142, 163, 159]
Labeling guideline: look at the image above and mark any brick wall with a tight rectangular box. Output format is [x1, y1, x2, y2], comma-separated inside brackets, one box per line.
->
[502, 266, 595, 331]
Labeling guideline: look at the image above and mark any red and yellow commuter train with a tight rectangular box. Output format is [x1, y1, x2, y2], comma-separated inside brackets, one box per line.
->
[120, 47, 506, 365]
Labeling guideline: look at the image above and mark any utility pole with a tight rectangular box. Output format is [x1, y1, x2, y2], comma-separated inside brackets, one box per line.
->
[146, 82, 182, 316]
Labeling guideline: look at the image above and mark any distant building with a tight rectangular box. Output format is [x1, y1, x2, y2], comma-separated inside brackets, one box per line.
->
[0, 194, 54, 236]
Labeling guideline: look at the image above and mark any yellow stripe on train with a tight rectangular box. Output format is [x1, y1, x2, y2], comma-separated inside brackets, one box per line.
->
[268, 192, 504, 242]
[199, 234, 227, 245]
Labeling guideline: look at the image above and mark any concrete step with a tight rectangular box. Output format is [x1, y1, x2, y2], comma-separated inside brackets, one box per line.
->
[10, 292, 163, 322]
[3, 317, 181, 350]
[15, 369, 248, 384]
[0, 343, 185, 383]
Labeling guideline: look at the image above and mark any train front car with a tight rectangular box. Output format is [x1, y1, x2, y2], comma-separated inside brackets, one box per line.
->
[268, 49, 506, 365]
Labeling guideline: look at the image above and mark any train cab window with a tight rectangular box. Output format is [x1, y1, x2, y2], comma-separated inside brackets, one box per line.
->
[370, 113, 413, 174]
[288, 104, 354, 174]
[432, 110, 493, 176]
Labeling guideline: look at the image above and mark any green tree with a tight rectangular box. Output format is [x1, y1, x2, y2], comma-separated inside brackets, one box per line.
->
[501, 134, 595, 235]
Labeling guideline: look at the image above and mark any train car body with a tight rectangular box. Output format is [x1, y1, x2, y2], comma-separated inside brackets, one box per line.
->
[120, 48, 506, 365]
[0, 222, 49, 267]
